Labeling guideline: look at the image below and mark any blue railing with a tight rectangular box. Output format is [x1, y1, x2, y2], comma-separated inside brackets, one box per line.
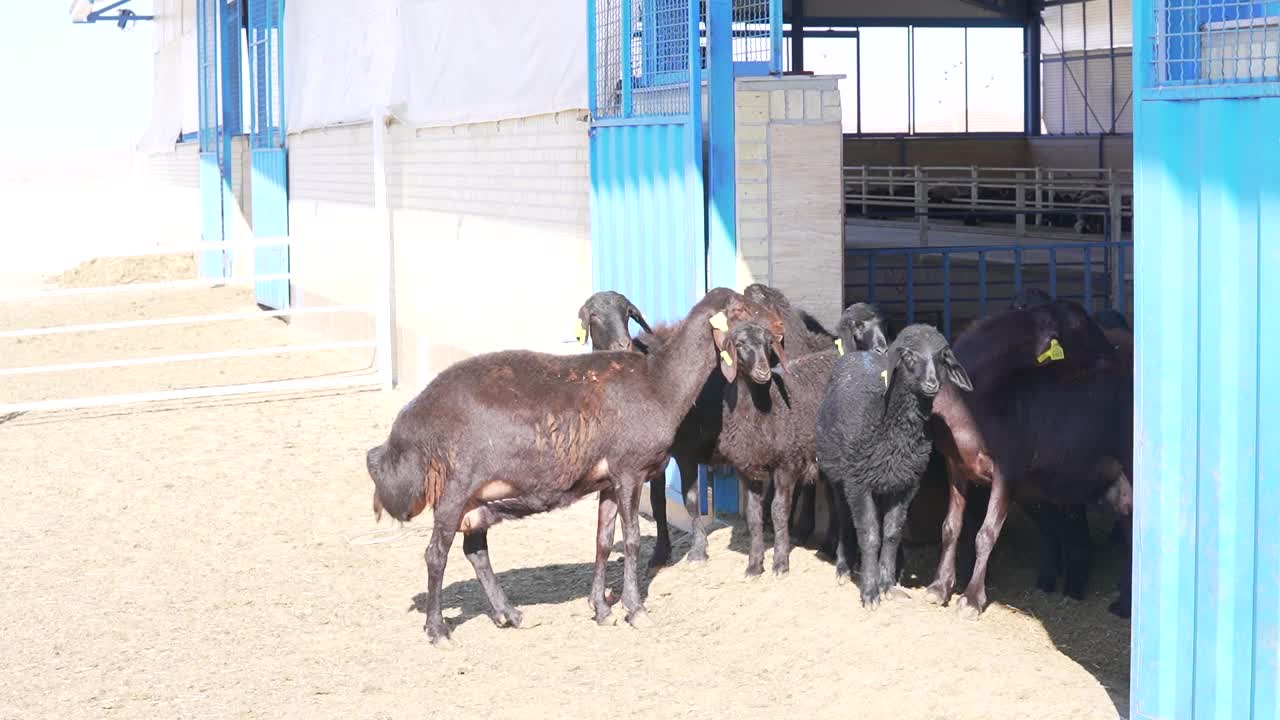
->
[846, 238, 1133, 339]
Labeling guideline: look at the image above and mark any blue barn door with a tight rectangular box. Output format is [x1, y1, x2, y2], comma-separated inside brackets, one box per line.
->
[1132, 0, 1280, 718]
[588, 0, 707, 513]
[247, 0, 289, 309]
[196, 0, 225, 279]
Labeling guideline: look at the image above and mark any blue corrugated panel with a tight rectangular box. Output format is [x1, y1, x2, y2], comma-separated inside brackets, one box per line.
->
[247, 0, 288, 309]
[1133, 0, 1280, 714]
[251, 149, 289, 308]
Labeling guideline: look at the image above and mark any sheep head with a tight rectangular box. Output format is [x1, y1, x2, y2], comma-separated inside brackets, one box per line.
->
[717, 319, 787, 385]
[576, 291, 654, 352]
[888, 324, 973, 398]
[836, 302, 889, 355]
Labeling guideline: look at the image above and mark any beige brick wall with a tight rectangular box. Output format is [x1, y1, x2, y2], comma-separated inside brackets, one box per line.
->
[734, 75, 845, 330]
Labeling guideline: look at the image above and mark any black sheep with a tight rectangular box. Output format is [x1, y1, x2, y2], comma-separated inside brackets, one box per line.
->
[817, 325, 973, 607]
[925, 300, 1133, 618]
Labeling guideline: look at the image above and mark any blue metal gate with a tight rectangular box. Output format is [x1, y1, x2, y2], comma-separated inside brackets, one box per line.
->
[196, 0, 242, 280]
[247, 0, 289, 309]
[196, 0, 224, 279]
[587, 0, 780, 515]
[589, 0, 707, 512]
[1132, 0, 1280, 717]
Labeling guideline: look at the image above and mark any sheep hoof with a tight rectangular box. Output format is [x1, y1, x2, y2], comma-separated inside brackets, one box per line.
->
[955, 595, 985, 621]
[429, 633, 455, 650]
[594, 609, 617, 626]
[495, 607, 524, 629]
[836, 571, 850, 586]
[1108, 597, 1131, 619]
[627, 609, 654, 629]
[744, 564, 764, 579]
[924, 584, 950, 606]
[771, 560, 790, 576]
[884, 586, 911, 601]
[686, 547, 709, 565]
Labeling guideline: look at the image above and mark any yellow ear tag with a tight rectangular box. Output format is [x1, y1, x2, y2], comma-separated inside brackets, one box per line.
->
[835, 338, 845, 356]
[720, 350, 734, 366]
[708, 311, 729, 333]
[881, 369, 889, 388]
[575, 319, 587, 345]
[1037, 338, 1065, 364]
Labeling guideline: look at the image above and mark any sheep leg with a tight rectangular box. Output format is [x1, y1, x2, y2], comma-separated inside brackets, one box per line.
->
[423, 498, 466, 645]
[849, 488, 883, 608]
[614, 472, 651, 628]
[877, 485, 919, 600]
[1109, 513, 1133, 618]
[957, 471, 1011, 620]
[791, 481, 817, 547]
[744, 479, 767, 577]
[770, 468, 797, 576]
[817, 478, 842, 561]
[462, 530, 522, 629]
[1060, 504, 1091, 601]
[646, 468, 673, 572]
[1026, 502, 1064, 594]
[831, 485, 855, 584]
[925, 468, 969, 607]
[680, 457, 709, 564]
[589, 487, 619, 625]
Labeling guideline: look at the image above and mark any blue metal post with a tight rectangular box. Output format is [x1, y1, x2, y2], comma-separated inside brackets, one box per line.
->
[621, 0, 633, 116]
[769, 0, 783, 74]
[707, 0, 736, 291]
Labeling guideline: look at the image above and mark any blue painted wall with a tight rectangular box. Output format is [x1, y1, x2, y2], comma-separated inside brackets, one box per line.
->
[1132, 0, 1280, 717]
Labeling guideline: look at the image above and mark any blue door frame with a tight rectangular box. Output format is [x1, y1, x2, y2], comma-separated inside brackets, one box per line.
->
[247, 0, 289, 309]
[1131, 0, 1280, 717]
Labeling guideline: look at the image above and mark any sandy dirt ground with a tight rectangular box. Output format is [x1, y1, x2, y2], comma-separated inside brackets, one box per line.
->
[0, 257, 1130, 719]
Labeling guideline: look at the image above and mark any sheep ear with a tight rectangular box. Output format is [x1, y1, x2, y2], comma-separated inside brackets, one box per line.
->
[627, 303, 654, 335]
[943, 349, 974, 391]
[718, 345, 738, 383]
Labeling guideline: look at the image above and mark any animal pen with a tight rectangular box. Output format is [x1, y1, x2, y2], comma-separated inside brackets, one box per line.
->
[18, 0, 1274, 716]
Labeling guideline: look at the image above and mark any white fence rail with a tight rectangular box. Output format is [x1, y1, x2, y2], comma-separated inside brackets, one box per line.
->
[0, 235, 394, 415]
[844, 164, 1134, 245]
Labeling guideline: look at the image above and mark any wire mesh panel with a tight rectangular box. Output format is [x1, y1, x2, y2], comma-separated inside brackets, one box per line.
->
[1152, 0, 1280, 86]
[197, 0, 220, 153]
[592, 0, 694, 118]
[732, 0, 773, 64]
[247, 0, 283, 149]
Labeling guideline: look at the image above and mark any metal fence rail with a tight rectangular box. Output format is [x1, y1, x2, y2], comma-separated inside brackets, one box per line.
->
[844, 164, 1134, 243]
[0, 235, 394, 415]
[845, 238, 1134, 339]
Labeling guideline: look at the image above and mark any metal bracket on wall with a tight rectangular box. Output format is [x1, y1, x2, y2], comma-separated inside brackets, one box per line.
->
[70, 0, 155, 26]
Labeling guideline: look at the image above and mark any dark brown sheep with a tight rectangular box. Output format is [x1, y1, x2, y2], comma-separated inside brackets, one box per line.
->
[574, 290, 786, 571]
[366, 288, 762, 644]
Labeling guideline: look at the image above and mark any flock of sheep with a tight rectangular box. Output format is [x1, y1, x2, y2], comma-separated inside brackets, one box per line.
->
[365, 282, 1134, 645]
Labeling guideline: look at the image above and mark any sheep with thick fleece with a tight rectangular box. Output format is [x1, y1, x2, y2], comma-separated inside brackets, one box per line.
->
[816, 325, 973, 607]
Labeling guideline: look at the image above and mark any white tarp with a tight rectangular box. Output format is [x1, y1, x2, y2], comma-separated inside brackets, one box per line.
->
[284, 0, 405, 132]
[283, 0, 588, 133]
[138, 41, 185, 153]
[138, 29, 199, 154]
[398, 0, 588, 128]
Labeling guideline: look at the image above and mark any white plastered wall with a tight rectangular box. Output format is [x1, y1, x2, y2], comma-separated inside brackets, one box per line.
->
[286, 111, 592, 392]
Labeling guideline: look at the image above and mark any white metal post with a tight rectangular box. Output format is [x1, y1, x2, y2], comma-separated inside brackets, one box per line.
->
[371, 107, 395, 392]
